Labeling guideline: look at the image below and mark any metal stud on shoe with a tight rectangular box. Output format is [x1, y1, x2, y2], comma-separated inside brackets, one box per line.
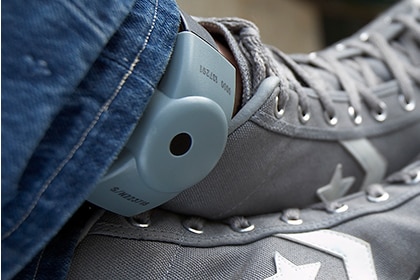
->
[285, 217, 303, 225]
[367, 191, 390, 203]
[186, 226, 204, 234]
[324, 110, 338, 126]
[335, 43, 346, 51]
[332, 203, 349, 213]
[274, 95, 285, 118]
[359, 32, 370, 41]
[183, 217, 205, 234]
[128, 218, 150, 228]
[227, 216, 255, 233]
[366, 183, 390, 203]
[348, 106, 363, 125]
[371, 101, 388, 122]
[308, 52, 318, 61]
[233, 223, 255, 233]
[281, 209, 303, 225]
[298, 105, 311, 124]
[398, 94, 416, 111]
[128, 213, 151, 228]
[408, 170, 420, 184]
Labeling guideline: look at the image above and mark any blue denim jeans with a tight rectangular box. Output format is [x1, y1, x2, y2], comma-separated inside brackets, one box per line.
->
[2, 0, 180, 278]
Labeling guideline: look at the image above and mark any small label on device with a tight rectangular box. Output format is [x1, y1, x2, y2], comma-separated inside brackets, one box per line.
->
[110, 187, 150, 206]
[159, 31, 236, 121]
[199, 64, 232, 95]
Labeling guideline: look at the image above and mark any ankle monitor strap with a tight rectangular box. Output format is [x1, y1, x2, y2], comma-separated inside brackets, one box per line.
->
[87, 11, 236, 216]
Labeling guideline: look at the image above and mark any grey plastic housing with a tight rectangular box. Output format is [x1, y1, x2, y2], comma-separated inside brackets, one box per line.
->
[88, 31, 236, 216]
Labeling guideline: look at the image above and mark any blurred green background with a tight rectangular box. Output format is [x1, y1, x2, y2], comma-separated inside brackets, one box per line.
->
[178, 0, 399, 53]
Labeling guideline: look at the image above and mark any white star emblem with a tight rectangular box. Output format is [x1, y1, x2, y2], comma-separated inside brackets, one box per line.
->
[265, 251, 321, 280]
[279, 230, 378, 280]
[317, 164, 355, 203]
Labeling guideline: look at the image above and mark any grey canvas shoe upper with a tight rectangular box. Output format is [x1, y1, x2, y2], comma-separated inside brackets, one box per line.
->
[68, 155, 420, 280]
[67, 3, 420, 279]
[162, 0, 420, 219]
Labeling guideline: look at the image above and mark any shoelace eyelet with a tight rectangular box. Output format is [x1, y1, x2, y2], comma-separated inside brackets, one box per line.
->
[408, 170, 420, 184]
[367, 191, 390, 203]
[227, 216, 256, 233]
[309, 52, 317, 61]
[371, 101, 388, 122]
[281, 209, 303, 225]
[324, 111, 338, 126]
[183, 217, 205, 234]
[281, 216, 303, 226]
[186, 227, 204, 234]
[283, 217, 303, 225]
[127, 217, 151, 228]
[235, 224, 255, 233]
[398, 94, 416, 111]
[183, 220, 204, 234]
[274, 95, 285, 118]
[348, 106, 363, 125]
[335, 43, 346, 51]
[333, 203, 349, 213]
[298, 105, 311, 124]
[359, 32, 370, 42]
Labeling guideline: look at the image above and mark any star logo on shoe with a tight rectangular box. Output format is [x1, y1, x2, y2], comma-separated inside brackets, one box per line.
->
[317, 164, 355, 203]
[340, 139, 387, 190]
[265, 251, 321, 280]
[277, 230, 378, 280]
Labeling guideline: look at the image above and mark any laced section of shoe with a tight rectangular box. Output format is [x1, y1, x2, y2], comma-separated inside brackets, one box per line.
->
[126, 158, 420, 233]
[128, 211, 152, 228]
[225, 216, 255, 232]
[266, 1, 420, 126]
[178, 173, 408, 230]
[386, 158, 420, 184]
[281, 183, 393, 224]
[127, 212, 257, 235]
[282, 158, 420, 224]
[183, 216, 206, 234]
[182, 216, 255, 234]
[126, 178, 416, 233]
[125, 182, 400, 232]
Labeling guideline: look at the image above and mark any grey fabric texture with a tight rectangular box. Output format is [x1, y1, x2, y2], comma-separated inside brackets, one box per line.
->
[68, 158, 420, 279]
[67, 3, 420, 278]
[162, 0, 420, 219]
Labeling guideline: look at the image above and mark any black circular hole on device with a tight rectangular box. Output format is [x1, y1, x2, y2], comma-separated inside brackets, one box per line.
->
[170, 133, 192, 156]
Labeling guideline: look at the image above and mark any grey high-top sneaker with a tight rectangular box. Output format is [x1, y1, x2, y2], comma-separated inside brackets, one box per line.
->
[68, 155, 420, 280]
[162, 0, 420, 219]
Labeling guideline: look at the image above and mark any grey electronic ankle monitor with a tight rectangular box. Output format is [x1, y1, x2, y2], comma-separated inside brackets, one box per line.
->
[87, 11, 236, 216]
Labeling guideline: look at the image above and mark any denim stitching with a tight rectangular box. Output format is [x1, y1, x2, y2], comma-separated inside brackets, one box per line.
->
[2, 0, 160, 240]
[32, 248, 45, 280]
